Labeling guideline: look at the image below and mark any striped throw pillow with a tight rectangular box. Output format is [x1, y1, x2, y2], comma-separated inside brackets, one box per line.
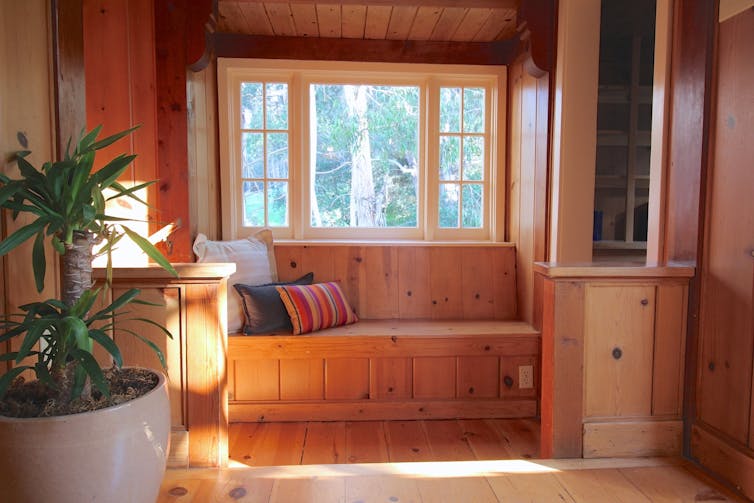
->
[276, 282, 359, 334]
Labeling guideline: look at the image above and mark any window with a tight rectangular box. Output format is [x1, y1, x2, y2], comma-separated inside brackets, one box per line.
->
[219, 59, 504, 241]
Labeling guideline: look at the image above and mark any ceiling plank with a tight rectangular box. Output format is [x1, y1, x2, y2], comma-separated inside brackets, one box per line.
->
[364, 5, 391, 39]
[212, 32, 517, 65]
[218, 2, 251, 33]
[429, 7, 466, 40]
[452, 8, 493, 41]
[408, 6, 443, 40]
[264, 3, 297, 36]
[341, 4, 367, 38]
[237, 2, 275, 35]
[227, 0, 519, 8]
[474, 7, 516, 41]
[386, 6, 418, 40]
[316, 4, 342, 37]
[290, 3, 319, 36]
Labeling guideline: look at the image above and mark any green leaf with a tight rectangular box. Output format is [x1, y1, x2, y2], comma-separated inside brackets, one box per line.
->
[121, 226, 178, 277]
[92, 154, 137, 189]
[15, 321, 47, 363]
[88, 125, 139, 152]
[88, 288, 140, 320]
[76, 125, 103, 154]
[119, 328, 168, 370]
[0, 366, 31, 399]
[32, 231, 46, 293]
[127, 317, 174, 340]
[34, 362, 58, 390]
[62, 316, 91, 353]
[0, 218, 48, 257]
[0, 180, 22, 206]
[88, 329, 123, 367]
[72, 349, 110, 398]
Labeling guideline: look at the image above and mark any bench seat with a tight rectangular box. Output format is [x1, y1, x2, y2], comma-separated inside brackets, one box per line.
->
[228, 319, 540, 422]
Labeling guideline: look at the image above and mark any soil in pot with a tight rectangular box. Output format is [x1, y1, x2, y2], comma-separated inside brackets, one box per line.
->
[0, 366, 158, 418]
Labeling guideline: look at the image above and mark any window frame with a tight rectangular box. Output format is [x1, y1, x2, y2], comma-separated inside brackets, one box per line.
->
[218, 58, 506, 242]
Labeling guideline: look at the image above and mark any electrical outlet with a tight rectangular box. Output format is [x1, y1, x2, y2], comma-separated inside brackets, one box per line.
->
[519, 365, 534, 389]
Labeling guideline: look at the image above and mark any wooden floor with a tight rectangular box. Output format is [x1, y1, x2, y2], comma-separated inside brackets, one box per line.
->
[158, 419, 745, 502]
[229, 419, 540, 466]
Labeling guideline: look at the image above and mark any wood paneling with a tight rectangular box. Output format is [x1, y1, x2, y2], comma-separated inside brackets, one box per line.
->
[652, 283, 687, 416]
[52, 0, 86, 157]
[691, 9, 754, 497]
[228, 320, 539, 421]
[583, 420, 683, 458]
[95, 264, 235, 468]
[584, 284, 655, 418]
[275, 244, 517, 320]
[1, 0, 58, 374]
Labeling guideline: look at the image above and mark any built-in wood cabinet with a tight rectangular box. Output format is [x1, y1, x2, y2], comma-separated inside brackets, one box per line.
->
[536, 264, 693, 459]
[94, 263, 235, 468]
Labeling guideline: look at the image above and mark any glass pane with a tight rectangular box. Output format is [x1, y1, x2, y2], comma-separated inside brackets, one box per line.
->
[462, 184, 483, 228]
[439, 136, 460, 181]
[241, 132, 263, 178]
[440, 87, 461, 133]
[265, 83, 288, 130]
[240, 82, 263, 130]
[463, 88, 485, 133]
[311, 83, 419, 228]
[439, 183, 460, 228]
[267, 181, 288, 227]
[463, 136, 484, 181]
[266, 133, 289, 178]
[242, 181, 265, 227]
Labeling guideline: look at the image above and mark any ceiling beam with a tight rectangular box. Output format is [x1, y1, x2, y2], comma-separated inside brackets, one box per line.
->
[212, 33, 518, 65]
[227, 0, 520, 9]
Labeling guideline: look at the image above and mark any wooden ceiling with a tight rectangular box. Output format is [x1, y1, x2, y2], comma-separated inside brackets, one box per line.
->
[216, 1, 521, 42]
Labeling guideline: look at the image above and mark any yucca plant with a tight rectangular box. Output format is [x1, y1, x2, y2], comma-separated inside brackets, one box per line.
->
[0, 126, 177, 413]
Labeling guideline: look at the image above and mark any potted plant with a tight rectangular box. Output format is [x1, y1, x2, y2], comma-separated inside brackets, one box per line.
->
[0, 126, 178, 502]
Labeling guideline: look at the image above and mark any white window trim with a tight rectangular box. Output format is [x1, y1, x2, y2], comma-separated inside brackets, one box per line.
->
[218, 58, 507, 242]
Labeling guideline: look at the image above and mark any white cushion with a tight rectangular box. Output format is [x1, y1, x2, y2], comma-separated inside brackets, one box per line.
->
[193, 229, 278, 333]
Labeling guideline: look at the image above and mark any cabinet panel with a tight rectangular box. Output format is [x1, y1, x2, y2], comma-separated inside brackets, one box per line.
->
[113, 286, 183, 426]
[413, 357, 456, 399]
[325, 358, 369, 399]
[652, 284, 686, 416]
[280, 359, 324, 400]
[457, 356, 499, 398]
[370, 357, 412, 399]
[234, 359, 279, 401]
[584, 284, 655, 417]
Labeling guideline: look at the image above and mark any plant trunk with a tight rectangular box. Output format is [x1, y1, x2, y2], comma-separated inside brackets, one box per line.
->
[344, 85, 378, 227]
[62, 231, 94, 308]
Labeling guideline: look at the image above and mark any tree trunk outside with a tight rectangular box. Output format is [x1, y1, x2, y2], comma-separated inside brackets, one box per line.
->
[344, 85, 378, 227]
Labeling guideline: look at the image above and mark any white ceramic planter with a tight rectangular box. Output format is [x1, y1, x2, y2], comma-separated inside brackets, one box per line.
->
[0, 370, 170, 503]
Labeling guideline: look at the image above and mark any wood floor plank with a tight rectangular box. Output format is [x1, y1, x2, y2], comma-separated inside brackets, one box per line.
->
[416, 477, 499, 502]
[345, 421, 389, 463]
[487, 472, 577, 502]
[555, 468, 651, 502]
[620, 465, 735, 502]
[301, 421, 348, 465]
[269, 477, 347, 502]
[384, 420, 434, 462]
[422, 419, 477, 461]
[234, 422, 308, 466]
[345, 475, 422, 502]
[489, 418, 540, 459]
[460, 419, 516, 459]
[229, 422, 264, 465]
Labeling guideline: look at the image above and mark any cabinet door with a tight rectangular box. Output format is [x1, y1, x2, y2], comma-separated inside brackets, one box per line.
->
[584, 284, 655, 417]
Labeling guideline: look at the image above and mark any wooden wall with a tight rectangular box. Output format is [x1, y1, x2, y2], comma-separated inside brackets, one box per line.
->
[690, 7, 754, 500]
[83, 0, 159, 234]
[0, 0, 58, 371]
[274, 243, 517, 321]
[507, 55, 549, 324]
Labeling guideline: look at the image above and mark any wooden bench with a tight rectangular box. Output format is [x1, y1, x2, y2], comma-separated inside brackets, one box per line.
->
[227, 243, 541, 422]
[228, 319, 540, 422]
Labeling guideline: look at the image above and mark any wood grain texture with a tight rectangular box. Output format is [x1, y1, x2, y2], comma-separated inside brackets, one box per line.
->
[276, 244, 517, 320]
[652, 283, 687, 416]
[583, 420, 683, 458]
[159, 456, 741, 503]
[691, 423, 754, 501]
[584, 284, 655, 418]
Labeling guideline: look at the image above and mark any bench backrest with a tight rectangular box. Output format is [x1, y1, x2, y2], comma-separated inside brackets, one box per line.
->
[274, 243, 517, 320]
